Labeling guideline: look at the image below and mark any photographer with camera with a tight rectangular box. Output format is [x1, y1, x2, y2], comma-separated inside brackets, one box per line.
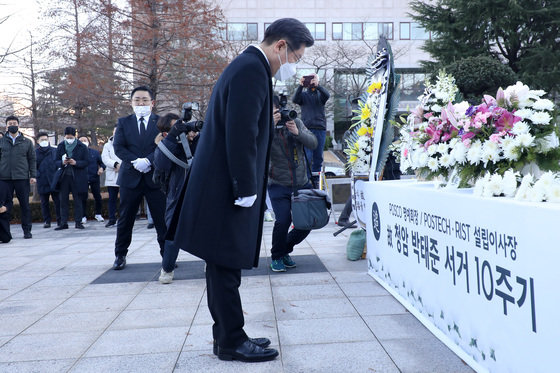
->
[268, 94, 317, 272]
[292, 73, 330, 184]
[153, 104, 202, 284]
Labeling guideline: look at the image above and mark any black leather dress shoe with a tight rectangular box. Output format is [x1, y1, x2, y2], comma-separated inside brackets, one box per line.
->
[43, 222, 51, 228]
[75, 223, 85, 229]
[213, 337, 271, 356]
[54, 224, 69, 231]
[113, 256, 126, 270]
[24, 232, 32, 239]
[105, 220, 116, 228]
[217, 340, 278, 362]
[147, 223, 155, 229]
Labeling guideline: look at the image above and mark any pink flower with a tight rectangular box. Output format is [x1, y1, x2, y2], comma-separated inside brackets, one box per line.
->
[489, 134, 502, 143]
[463, 138, 472, 147]
[483, 95, 497, 106]
[461, 132, 476, 141]
[403, 148, 409, 157]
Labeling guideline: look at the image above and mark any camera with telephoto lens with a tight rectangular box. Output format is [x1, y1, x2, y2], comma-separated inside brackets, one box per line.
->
[276, 93, 297, 129]
[180, 102, 204, 132]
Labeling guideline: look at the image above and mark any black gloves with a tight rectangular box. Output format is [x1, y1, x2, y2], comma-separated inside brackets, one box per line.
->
[167, 121, 189, 138]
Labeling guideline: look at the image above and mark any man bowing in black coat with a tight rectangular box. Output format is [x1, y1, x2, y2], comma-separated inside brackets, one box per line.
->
[112, 86, 167, 270]
[167, 18, 314, 363]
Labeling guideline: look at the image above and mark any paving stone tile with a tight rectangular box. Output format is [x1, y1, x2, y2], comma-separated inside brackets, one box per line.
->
[269, 272, 335, 287]
[274, 298, 359, 320]
[349, 296, 408, 316]
[337, 281, 391, 297]
[381, 338, 474, 373]
[331, 270, 378, 283]
[73, 283, 146, 297]
[0, 358, 75, 373]
[0, 332, 99, 362]
[174, 350, 282, 372]
[0, 298, 66, 316]
[23, 311, 118, 334]
[69, 352, 178, 373]
[110, 306, 198, 330]
[5, 285, 83, 302]
[271, 283, 345, 301]
[0, 314, 44, 335]
[363, 314, 435, 340]
[126, 291, 203, 310]
[316, 253, 369, 272]
[281, 341, 400, 373]
[277, 317, 374, 346]
[52, 294, 136, 314]
[85, 327, 187, 357]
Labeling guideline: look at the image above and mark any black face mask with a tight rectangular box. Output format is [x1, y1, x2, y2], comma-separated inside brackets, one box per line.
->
[8, 126, 18, 134]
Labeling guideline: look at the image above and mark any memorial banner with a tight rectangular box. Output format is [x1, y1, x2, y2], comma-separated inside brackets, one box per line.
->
[365, 180, 560, 373]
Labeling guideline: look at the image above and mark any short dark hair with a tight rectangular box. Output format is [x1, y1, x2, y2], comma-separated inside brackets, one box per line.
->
[37, 132, 49, 139]
[5, 115, 19, 124]
[157, 113, 180, 133]
[130, 86, 154, 100]
[263, 18, 314, 49]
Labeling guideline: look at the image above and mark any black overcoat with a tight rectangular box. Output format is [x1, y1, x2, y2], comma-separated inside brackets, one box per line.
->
[35, 146, 58, 194]
[55, 141, 89, 194]
[168, 46, 273, 269]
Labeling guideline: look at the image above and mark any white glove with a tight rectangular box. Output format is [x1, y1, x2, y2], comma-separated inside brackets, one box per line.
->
[234, 194, 257, 208]
[132, 158, 151, 173]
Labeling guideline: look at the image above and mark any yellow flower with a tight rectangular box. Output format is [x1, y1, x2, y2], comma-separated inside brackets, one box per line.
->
[349, 155, 357, 163]
[357, 126, 368, 137]
[367, 82, 382, 94]
[367, 127, 374, 136]
[360, 105, 370, 121]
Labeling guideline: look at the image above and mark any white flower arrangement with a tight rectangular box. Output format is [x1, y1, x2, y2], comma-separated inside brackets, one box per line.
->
[474, 170, 560, 203]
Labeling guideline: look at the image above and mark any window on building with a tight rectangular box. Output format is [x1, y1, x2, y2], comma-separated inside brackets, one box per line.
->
[397, 69, 428, 102]
[400, 22, 410, 40]
[364, 23, 378, 40]
[332, 23, 343, 40]
[378, 22, 393, 40]
[411, 23, 430, 40]
[305, 23, 326, 41]
[264, 23, 271, 32]
[333, 22, 364, 40]
[226, 23, 258, 41]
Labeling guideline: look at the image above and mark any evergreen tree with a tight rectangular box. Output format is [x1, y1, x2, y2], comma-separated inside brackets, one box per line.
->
[410, 0, 560, 97]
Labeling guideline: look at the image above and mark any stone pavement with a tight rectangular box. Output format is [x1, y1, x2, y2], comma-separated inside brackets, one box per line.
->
[0, 217, 474, 373]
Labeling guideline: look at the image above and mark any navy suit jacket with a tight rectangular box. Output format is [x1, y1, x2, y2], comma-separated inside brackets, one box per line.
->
[113, 113, 160, 189]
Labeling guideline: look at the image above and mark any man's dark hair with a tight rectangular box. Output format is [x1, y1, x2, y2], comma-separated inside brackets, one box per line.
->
[130, 86, 154, 100]
[5, 115, 19, 124]
[157, 113, 180, 133]
[263, 18, 314, 49]
[37, 132, 49, 139]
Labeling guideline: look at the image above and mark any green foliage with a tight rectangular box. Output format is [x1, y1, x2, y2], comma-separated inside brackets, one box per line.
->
[324, 135, 333, 150]
[444, 56, 517, 103]
[410, 0, 560, 97]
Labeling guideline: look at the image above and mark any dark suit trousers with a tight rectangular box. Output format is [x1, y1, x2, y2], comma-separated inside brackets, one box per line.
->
[114, 178, 166, 257]
[40, 192, 61, 225]
[82, 180, 103, 217]
[4, 180, 31, 233]
[59, 175, 86, 224]
[205, 262, 248, 349]
[0, 212, 11, 243]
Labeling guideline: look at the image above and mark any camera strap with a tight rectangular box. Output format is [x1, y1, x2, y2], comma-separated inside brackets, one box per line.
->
[156, 133, 193, 169]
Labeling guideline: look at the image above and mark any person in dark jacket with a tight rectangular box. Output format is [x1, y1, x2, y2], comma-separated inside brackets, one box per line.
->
[166, 18, 314, 363]
[35, 132, 61, 228]
[0, 179, 13, 243]
[268, 96, 317, 272]
[153, 113, 193, 284]
[0, 115, 37, 239]
[55, 127, 89, 230]
[79, 136, 106, 223]
[292, 74, 330, 183]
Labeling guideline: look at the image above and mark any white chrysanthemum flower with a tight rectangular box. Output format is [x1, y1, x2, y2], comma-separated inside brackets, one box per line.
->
[513, 108, 534, 120]
[502, 141, 519, 161]
[501, 136, 514, 149]
[449, 138, 459, 147]
[439, 153, 453, 168]
[427, 157, 439, 171]
[431, 104, 442, 112]
[437, 143, 448, 154]
[502, 170, 519, 197]
[512, 121, 530, 135]
[427, 144, 437, 155]
[453, 101, 470, 118]
[487, 174, 503, 196]
[532, 99, 555, 111]
[450, 142, 467, 164]
[536, 133, 559, 152]
[515, 174, 534, 200]
[481, 146, 501, 166]
[400, 158, 411, 172]
[467, 146, 482, 165]
[530, 111, 552, 125]
[515, 133, 535, 148]
[548, 183, 560, 203]
[473, 178, 486, 197]
[504, 82, 531, 107]
[418, 151, 429, 167]
[528, 184, 546, 202]
[539, 172, 557, 188]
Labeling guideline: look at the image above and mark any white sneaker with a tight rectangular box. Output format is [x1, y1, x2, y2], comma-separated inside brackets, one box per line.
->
[81, 217, 87, 224]
[159, 269, 174, 284]
[264, 210, 274, 222]
[95, 214, 104, 222]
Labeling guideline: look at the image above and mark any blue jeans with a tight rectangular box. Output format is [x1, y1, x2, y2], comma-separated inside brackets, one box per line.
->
[162, 240, 180, 272]
[268, 183, 311, 260]
[305, 129, 326, 174]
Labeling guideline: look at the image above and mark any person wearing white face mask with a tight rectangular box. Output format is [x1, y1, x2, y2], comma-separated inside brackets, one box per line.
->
[35, 132, 61, 228]
[55, 127, 89, 230]
[166, 18, 313, 363]
[112, 86, 167, 270]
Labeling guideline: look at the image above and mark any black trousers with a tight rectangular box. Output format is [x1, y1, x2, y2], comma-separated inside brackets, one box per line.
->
[114, 179, 166, 257]
[107, 186, 119, 221]
[205, 262, 248, 349]
[0, 212, 11, 243]
[40, 192, 61, 225]
[4, 180, 31, 234]
[82, 180, 103, 217]
[59, 175, 86, 225]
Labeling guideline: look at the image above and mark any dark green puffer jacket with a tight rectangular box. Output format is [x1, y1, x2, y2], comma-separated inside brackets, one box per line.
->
[0, 133, 37, 180]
